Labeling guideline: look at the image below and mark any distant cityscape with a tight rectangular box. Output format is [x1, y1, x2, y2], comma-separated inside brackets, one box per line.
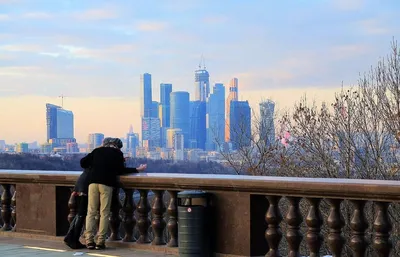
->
[0, 63, 276, 163]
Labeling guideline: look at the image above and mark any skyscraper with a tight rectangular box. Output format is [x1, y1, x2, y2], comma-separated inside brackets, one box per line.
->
[140, 73, 152, 118]
[189, 100, 206, 150]
[87, 133, 104, 152]
[206, 83, 225, 150]
[142, 117, 161, 148]
[126, 125, 139, 157]
[194, 66, 210, 102]
[225, 78, 239, 142]
[151, 101, 159, 118]
[160, 83, 172, 127]
[46, 103, 74, 143]
[159, 83, 172, 147]
[170, 91, 190, 148]
[230, 100, 251, 150]
[259, 100, 276, 146]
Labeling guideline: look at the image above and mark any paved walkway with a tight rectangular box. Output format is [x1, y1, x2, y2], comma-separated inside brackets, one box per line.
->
[0, 237, 173, 257]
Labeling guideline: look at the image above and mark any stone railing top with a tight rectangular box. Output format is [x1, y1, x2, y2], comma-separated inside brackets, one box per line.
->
[0, 169, 399, 201]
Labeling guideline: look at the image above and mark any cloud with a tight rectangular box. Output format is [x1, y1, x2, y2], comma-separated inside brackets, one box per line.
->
[22, 12, 53, 19]
[0, 66, 43, 77]
[202, 16, 228, 24]
[136, 21, 168, 32]
[0, 14, 10, 20]
[332, 0, 364, 11]
[57, 44, 138, 60]
[73, 8, 118, 20]
[0, 44, 45, 53]
[330, 44, 371, 59]
[358, 19, 391, 35]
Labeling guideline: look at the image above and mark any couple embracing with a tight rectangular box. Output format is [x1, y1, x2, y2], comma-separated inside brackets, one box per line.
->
[64, 137, 147, 250]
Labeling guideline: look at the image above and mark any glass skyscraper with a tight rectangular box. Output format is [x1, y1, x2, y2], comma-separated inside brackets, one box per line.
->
[206, 83, 225, 150]
[46, 103, 74, 143]
[225, 78, 239, 142]
[230, 100, 251, 150]
[140, 73, 152, 118]
[259, 100, 275, 146]
[159, 83, 172, 147]
[189, 100, 206, 150]
[87, 133, 104, 152]
[194, 68, 210, 102]
[170, 91, 190, 148]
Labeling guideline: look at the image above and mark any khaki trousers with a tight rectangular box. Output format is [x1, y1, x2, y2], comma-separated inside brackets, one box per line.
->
[85, 183, 113, 245]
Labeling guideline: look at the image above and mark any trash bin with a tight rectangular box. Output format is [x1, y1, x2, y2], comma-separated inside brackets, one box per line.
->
[178, 190, 212, 257]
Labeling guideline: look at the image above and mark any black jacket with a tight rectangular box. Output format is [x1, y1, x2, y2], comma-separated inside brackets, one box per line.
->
[74, 169, 90, 194]
[80, 147, 137, 188]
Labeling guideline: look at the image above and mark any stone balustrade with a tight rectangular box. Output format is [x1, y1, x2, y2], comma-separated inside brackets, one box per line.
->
[0, 170, 399, 256]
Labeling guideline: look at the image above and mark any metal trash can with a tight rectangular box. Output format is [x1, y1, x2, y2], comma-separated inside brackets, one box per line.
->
[178, 190, 211, 257]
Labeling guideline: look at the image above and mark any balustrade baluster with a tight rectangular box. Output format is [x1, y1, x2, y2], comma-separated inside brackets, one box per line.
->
[167, 190, 178, 247]
[306, 198, 323, 257]
[373, 202, 392, 257]
[109, 189, 122, 241]
[67, 191, 77, 224]
[350, 200, 368, 257]
[285, 197, 303, 257]
[151, 190, 166, 245]
[11, 189, 16, 231]
[265, 195, 282, 257]
[1, 184, 12, 231]
[137, 189, 151, 244]
[122, 188, 136, 242]
[327, 199, 345, 257]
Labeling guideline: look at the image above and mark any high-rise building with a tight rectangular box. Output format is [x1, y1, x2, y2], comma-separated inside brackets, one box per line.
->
[126, 125, 138, 157]
[225, 78, 239, 142]
[173, 131, 184, 161]
[159, 83, 172, 148]
[166, 128, 182, 149]
[230, 100, 251, 150]
[140, 73, 152, 118]
[189, 100, 206, 150]
[46, 103, 74, 143]
[259, 100, 276, 146]
[151, 101, 159, 118]
[56, 108, 74, 138]
[15, 143, 29, 153]
[170, 91, 190, 148]
[0, 140, 5, 152]
[160, 83, 172, 127]
[206, 83, 225, 150]
[142, 117, 161, 148]
[66, 142, 79, 153]
[194, 66, 210, 102]
[87, 133, 104, 152]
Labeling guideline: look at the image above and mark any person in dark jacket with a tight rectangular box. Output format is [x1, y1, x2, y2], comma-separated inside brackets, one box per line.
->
[63, 169, 90, 249]
[81, 137, 147, 250]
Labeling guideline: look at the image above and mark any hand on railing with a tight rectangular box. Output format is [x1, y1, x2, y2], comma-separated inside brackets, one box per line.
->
[136, 164, 147, 172]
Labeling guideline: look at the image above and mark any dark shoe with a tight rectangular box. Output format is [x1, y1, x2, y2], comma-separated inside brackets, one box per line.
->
[86, 242, 96, 250]
[95, 244, 106, 250]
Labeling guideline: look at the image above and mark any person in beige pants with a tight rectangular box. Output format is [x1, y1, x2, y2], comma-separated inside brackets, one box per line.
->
[80, 137, 147, 250]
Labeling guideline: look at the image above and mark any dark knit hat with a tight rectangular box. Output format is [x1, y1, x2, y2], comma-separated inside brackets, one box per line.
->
[103, 137, 123, 149]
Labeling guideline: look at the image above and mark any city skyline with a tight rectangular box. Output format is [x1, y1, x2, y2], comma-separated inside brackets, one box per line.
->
[1, 0, 399, 144]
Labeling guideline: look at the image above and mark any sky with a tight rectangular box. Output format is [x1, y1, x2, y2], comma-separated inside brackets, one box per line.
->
[0, 0, 399, 144]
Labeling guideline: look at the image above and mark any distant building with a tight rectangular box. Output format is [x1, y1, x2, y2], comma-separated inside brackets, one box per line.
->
[151, 101, 159, 118]
[194, 66, 210, 102]
[141, 117, 161, 148]
[230, 101, 251, 150]
[87, 133, 104, 152]
[225, 78, 239, 142]
[66, 142, 79, 153]
[189, 100, 206, 150]
[40, 143, 52, 154]
[173, 131, 184, 161]
[49, 138, 76, 148]
[166, 128, 183, 149]
[159, 83, 172, 147]
[140, 73, 153, 118]
[206, 83, 225, 150]
[170, 91, 190, 148]
[0, 140, 5, 152]
[259, 100, 275, 146]
[46, 103, 74, 142]
[126, 125, 139, 157]
[15, 143, 29, 153]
